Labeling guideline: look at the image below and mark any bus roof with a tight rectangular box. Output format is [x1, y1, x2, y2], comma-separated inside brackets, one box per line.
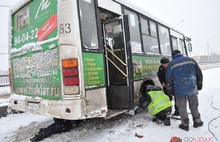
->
[114, 0, 184, 36]
[11, 0, 187, 38]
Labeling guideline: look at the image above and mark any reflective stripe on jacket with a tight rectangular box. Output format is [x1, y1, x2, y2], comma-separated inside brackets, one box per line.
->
[147, 90, 173, 116]
[166, 54, 203, 97]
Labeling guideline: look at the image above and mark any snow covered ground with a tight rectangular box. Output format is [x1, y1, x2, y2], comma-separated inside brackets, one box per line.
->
[0, 67, 219, 142]
[0, 86, 10, 96]
[0, 86, 10, 107]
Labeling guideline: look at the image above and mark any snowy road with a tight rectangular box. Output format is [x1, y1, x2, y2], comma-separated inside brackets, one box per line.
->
[0, 67, 220, 142]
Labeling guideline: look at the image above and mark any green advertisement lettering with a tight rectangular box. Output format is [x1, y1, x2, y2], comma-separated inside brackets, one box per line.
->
[132, 56, 161, 80]
[83, 53, 105, 88]
[11, 0, 61, 100]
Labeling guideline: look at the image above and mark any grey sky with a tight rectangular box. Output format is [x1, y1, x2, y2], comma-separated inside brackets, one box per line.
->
[0, 0, 220, 71]
[0, 0, 20, 71]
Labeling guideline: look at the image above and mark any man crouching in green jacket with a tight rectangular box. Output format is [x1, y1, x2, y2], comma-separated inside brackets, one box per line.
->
[140, 84, 173, 126]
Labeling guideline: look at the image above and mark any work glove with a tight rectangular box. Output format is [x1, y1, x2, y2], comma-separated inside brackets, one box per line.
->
[197, 81, 203, 90]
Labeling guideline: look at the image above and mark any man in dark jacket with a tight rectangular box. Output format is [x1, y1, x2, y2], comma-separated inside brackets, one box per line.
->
[166, 50, 203, 131]
[140, 85, 172, 126]
[157, 57, 179, 116]
[157, 57, 170, 95]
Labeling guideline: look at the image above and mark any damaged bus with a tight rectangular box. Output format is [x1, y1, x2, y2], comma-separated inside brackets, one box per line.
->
[9, 0, 192, 122]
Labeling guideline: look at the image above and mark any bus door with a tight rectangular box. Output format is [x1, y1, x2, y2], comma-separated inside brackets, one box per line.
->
[103, 16, 132, 109]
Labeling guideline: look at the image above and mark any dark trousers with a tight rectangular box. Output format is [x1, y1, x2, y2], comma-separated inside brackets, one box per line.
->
[155, 107, 172, 120]
[173, 96, 179, 113]
[164, 87, 178, 113]
[176, 95, 201, 121]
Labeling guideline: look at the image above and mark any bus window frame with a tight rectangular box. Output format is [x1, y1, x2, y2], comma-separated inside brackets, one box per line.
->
[179, 38, 187, 55]
[78, 0, 104, 53]
[121, 7, 161, 56]
[158, 24, 172, 56]
[123, 8, 143, 54]
[171, 36, 178, 51]
[140, 17, 160, 55]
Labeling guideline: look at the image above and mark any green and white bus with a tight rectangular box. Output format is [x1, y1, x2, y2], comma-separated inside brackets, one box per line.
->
[9, 0, 192, 120]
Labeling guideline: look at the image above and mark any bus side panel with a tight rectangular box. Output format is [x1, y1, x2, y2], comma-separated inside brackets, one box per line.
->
[82, 52, 105, 89]
[82, 52, 107, 118]
[58, 0, 85, 97]
[132, 56, 161, 80]
[58, 0, 108, 119]
[11, 0, 62, 100]
[85, 88, 107, 118]
[132, 55, 161, 105]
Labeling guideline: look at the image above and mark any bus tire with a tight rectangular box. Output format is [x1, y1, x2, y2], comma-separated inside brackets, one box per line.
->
[138, 79, 155, 109]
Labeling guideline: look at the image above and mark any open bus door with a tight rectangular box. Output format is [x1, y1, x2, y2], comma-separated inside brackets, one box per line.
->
[103, 16, 134, 111]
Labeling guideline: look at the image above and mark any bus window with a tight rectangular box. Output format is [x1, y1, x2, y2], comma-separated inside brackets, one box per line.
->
[158, 25, 171, 56]
[179, 39, 186, 55]
[140, 18, 159, 54]
[140, 18, 149, 35]
[171, 36, 178, 50]
[79, 0, 99, 50]
[187, 42, 192, 52]
[150, 21, 157, 38]
[124, 9, 142, 53]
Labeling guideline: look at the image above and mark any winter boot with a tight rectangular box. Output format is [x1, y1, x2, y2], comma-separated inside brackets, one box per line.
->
[193, 118, 203, 128]
[164, 115, 171, 126]
[179, 119, 189, 131]
[152, 116, 162, 124]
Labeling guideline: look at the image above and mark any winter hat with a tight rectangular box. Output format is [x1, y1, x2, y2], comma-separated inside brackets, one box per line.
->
[146, 85, 161, 92]
[146, 85, 154, 92]
[172, 50, 181, 58]
[160, 57, 170, 64]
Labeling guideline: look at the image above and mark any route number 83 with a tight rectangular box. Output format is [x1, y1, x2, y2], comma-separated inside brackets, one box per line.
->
[59, 23, 71, 34]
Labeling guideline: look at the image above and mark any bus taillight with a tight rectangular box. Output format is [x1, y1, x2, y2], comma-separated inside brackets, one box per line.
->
[62, 58, 80, 94]
[62, 59, 78, 68]
[63, 68, 79, 77]
[63, 67, 79, 86]
[63, 77, 79, 86]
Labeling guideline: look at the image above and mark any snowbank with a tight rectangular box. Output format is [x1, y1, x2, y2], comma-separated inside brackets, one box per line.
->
[0, 86, 11, 96]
